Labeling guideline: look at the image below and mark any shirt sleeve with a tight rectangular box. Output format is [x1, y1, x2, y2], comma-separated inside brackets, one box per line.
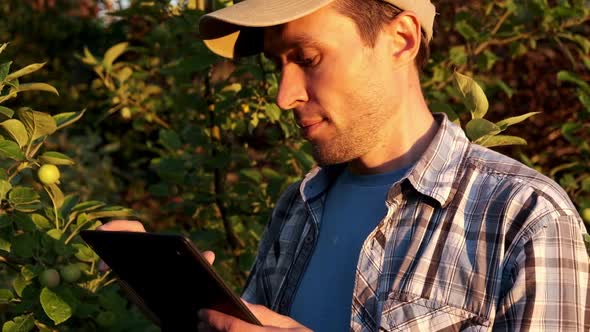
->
[493, 214, 590, 331]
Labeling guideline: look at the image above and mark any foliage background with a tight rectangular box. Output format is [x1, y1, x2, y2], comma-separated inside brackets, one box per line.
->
[0, 0, 588, 330]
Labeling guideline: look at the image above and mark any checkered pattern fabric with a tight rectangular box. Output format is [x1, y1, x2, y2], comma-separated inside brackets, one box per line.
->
[242, 113, 589, 331]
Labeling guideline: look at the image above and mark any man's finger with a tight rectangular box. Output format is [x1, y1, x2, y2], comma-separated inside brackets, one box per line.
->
[202, 250, 215, 265]
[97, 220, 146, 232]
[199, 309, 262, 332]
[241, 300, 306, 329]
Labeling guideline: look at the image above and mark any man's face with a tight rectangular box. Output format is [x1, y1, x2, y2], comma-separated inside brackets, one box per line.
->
[264, 5, 400, 166]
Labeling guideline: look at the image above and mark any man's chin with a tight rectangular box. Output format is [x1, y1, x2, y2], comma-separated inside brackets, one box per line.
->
[311, 146, 354, 167]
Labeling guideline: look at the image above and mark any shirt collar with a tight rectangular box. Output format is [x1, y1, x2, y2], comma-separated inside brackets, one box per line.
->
[299, 113, 470, 207]
[405, 113, 470, 207]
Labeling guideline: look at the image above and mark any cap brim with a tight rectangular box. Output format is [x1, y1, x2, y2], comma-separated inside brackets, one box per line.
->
[199, 0, 335, 59]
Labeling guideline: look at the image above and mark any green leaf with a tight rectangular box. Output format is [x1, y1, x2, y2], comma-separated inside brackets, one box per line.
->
[9, 187, 40, 205]
[16, 83, 58, 96]
[430, 102, 460, 124]
[44, 184, 64, 209]
[71, 200, 105, 212]
[103, 42, 129, 70]
[449, 46, 467, 66]
[454, 72, 489, 119]
[31, 213, 51, 230]
[39, 152, 75, 165]
[14, 203, 41, 213]
[583, 233, 590, 256]
[0, 237, 10, 251]
[0, 288, 13, 302]
[455, 20, 480, 41]
[0, 140, 24, 160]
[2, 313, 35, 332]
[73, 243, 98, 263]
[495, 79, 515, 98]
[0, 119, 29, 148]
[20, 265, 40, 281]
[5, 63, 46, 82]
[53, 109, 85, 130]
[240, 168, 262, 183]
[40, 287, 72, 325]
[46, 229, 63, 240]
[0, 61, 12, 82]
[495, 112, 540, 130]
[16, 108, 57, 141]
[264, 104, 281, 123]
[221, 83, 242, 93]
[0, 180, 12, 200]
[0, 106, 14, 119]
[81, 47, 99, 66]
[158, 129, 182, 151]
[85, 208, 133, 221]
[12, 274, 30, 297]
[557, 70, 590, 94]
[116, 66, 133, 82]
[465, 118, 501, 141]
[475, 134, 527, 148]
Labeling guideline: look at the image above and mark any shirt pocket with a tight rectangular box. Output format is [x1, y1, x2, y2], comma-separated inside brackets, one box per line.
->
[379, 292, 490, 332]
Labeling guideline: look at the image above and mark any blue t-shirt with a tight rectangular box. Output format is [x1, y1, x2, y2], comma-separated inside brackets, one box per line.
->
[289, 165, 411, 330]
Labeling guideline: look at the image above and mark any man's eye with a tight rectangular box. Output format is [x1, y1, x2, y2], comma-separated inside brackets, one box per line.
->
[296, 58, 314, 67]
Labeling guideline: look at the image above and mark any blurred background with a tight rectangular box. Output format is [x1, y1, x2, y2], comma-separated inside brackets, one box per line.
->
[0, 0, 588, 330]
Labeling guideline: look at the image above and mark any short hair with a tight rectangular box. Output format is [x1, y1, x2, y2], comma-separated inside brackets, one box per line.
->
[333, 0, 430, 69]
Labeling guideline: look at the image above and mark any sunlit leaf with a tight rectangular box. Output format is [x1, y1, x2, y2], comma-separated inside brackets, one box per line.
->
[44, 184, 64, 209]
[0, 61, 11, 82]
[103, 42, 129, 70]
[2, 313, 35, 332]
[0, 119, 29, 147]
[81, 47, 99, 66]
[0, 140, 24, 160]
[475, 134, 527, 148]
[5, 63, 46, 81]
[465, 118, 501, 141]
[39, 152, 75, 166]
[0, 106, 14, 119]
[495, 112, 540, 130]
[557, 70, 590, 94]
[40, 287, 72, 325]
[16, 108, 57, 141]
[16, 83, 58, 96]
[53, 109, 86, 130]
[0, 180, 11, 200]
[454, 72, 489, 119]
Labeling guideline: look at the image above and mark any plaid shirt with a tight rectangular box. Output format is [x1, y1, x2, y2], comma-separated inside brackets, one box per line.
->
[242, 113, 590, 331]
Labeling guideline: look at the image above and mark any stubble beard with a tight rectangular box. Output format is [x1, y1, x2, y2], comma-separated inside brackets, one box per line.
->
[310, 107, 387, 167]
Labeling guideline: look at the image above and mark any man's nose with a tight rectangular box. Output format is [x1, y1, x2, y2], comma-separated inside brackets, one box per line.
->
[276, 64, 308, 110]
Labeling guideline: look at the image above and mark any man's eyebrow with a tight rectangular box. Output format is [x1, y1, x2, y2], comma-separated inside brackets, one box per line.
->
[263, 35, 323, 57]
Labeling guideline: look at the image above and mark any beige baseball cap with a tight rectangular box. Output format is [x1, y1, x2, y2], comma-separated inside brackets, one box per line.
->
[199, 0, 436, 59]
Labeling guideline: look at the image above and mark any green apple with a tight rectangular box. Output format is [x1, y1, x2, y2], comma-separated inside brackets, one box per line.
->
[39, 269, 60, 288]
[60, 264, 81, 283]
[37, 164, 60, 185]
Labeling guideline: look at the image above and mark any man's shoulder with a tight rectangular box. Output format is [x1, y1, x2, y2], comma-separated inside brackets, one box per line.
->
[463, 142, 577, 214]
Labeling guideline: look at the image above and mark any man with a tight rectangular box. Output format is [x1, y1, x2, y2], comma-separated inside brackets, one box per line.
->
[103, 0, 590, 331]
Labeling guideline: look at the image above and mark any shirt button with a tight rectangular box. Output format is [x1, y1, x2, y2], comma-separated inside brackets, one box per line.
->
[305, 235, 313, 243]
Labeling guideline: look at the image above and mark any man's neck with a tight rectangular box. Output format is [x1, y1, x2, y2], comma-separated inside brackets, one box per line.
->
[348, 95, 438, 175]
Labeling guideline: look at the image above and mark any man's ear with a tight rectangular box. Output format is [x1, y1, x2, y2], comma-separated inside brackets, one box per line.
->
[382, 11, 421, 66]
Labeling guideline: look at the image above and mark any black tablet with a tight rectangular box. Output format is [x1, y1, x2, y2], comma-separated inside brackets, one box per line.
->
[80, 230, 261, 330]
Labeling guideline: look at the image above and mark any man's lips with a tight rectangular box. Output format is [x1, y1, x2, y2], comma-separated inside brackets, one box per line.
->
[297, 119, 325, 138]
[297, 119, 323, 128]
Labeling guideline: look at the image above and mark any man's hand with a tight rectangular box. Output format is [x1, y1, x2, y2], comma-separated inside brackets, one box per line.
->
[197, 300, 312, 332]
